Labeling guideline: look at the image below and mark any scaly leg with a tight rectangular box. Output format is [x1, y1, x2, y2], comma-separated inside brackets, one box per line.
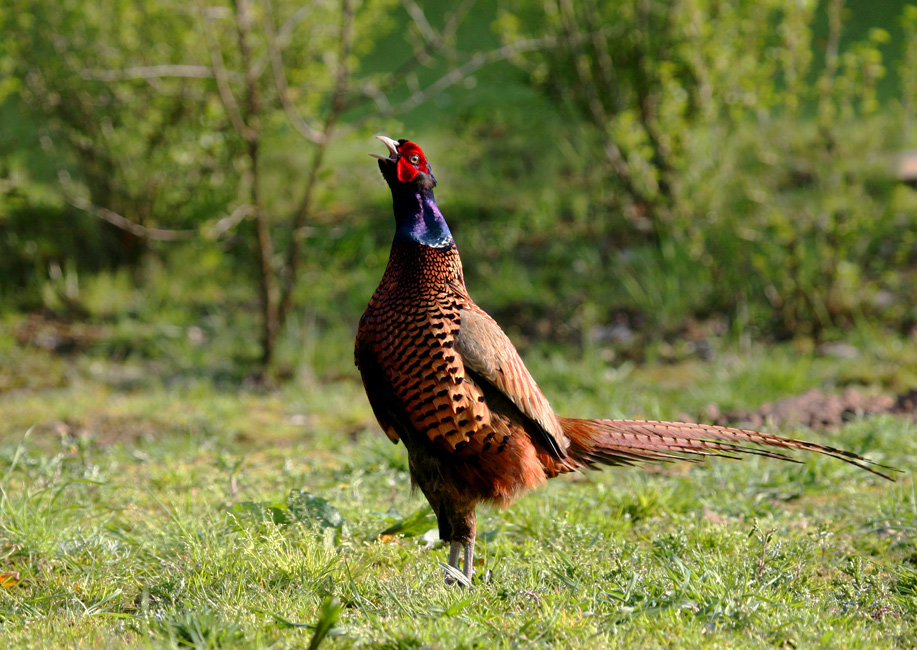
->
[462, 536, 475, 582]
[445, 540, 476, 586]
[448, 541, 462, 570]
[429, 503, 475, 586]
[444, 541, 463, 586]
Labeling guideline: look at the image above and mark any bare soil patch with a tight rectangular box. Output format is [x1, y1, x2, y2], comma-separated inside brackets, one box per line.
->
[701, 388, 917, 431]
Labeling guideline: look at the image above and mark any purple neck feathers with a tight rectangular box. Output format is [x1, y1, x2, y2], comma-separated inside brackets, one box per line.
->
[392, 187, 453, 249]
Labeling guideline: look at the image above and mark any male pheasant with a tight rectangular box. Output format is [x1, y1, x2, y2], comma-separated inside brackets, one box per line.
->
[355, 136, 891, 584]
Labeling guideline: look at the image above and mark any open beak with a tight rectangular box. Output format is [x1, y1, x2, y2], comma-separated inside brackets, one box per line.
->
[370, 135, 400, 162]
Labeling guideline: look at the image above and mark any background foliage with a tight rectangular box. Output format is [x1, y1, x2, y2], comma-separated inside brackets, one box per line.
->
[1, 0, 916, 371]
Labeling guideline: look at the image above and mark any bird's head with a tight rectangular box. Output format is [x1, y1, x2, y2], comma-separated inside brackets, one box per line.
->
[370, 136, 437, 191]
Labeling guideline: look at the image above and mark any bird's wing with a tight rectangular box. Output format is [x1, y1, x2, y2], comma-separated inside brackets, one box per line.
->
[453, 304, 569, 459]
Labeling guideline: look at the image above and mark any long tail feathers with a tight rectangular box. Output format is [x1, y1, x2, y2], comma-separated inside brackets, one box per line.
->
[558, 417, 895, 480]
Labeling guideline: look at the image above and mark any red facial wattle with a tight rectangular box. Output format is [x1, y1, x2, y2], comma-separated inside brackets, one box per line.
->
[396, 158, 418, 183]
[396, 142, 428, 184]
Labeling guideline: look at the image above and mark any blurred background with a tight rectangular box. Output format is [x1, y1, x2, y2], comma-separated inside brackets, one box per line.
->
[1, 0, 916, 392]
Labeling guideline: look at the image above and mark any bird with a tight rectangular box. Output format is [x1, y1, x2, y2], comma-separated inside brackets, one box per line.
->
[355, 135, 893, 584]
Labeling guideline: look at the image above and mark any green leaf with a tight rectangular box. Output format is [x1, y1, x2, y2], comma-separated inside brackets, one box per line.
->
[269, 612, 314, 630]
[307, 597, 342, 650]
[228, 501, 290, 526]
[444, 594, 474, 616]
[376, 505, 436, 538]
[287, 490, 344, 529]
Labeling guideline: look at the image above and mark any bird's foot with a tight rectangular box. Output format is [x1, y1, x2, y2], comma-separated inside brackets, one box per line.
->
[443, 540, 475, 587]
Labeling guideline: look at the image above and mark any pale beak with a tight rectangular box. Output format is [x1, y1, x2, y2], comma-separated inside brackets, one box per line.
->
[370, 135, 400, 161]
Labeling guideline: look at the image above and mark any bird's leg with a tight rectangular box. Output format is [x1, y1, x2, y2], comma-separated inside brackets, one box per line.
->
[462, 536, 475, 582]
[456, 513, 477, 584]
[445, 541, 464, 586]
[433, 502, 476, 586]
[448, 541, 462, 570]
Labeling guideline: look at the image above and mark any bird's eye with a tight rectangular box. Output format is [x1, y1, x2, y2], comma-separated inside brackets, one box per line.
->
[409, 155, 420, 164]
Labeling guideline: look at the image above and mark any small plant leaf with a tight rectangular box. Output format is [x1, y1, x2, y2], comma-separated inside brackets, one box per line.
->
[288, 490, 344, 529]
[269, 612, 313, 629]
[444, 594, 474, 616]
[376, 505, 436, 539]
[228, 501, 290, 526]
[307, 597, 342, 650]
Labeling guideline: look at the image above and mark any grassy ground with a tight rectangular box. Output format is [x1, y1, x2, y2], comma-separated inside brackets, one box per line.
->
[2, 317, 916, 649]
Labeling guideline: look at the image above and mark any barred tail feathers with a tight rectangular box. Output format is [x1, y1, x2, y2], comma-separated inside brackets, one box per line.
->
[558, 417, 894, 480]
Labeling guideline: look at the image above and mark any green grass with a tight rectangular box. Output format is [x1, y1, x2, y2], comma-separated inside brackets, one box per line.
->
[1, 334, 916, 649]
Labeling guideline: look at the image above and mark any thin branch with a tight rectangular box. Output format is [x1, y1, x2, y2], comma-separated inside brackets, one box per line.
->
[332, 0, 355, 113]
[400, 0, 438, 45]
[235, 0, 260, 137]
[67, 195, 197, 241]
[343, 0, 477, 114]
[277, 3, 314, 44]
[439, 0, 477, 45]
[240, 2, 315, 83]
[206, 203, 256, 239]
[79, 65, 234, 82]
[367, 35, 554, 117]
[400, 0, 477, 65]
[399, 0, 476, 60]
[203, 4, 256, 142]
[359, 83, 392, 113]
[260, 0, 324, 144]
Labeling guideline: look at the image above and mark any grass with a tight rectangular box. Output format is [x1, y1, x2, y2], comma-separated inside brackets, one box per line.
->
[1, 324, 916, 648]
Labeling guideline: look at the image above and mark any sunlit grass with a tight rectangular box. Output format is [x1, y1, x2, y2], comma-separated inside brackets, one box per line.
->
[1, 335, 915, 648]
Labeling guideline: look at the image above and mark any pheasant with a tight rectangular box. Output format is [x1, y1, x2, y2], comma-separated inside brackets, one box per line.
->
[355, 135, 892, 584]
